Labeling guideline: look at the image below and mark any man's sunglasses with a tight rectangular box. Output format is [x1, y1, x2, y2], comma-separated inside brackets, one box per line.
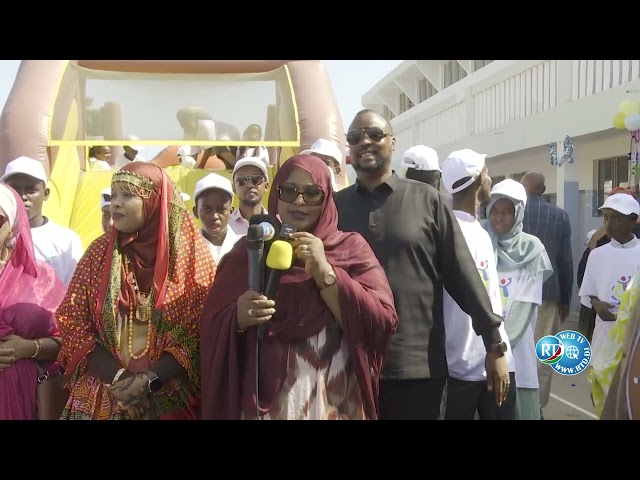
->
[346, 127, 391, 145]
[277, 184, 325, 206]
[234, 175, 265, 187]
[0, 215, 7, 229]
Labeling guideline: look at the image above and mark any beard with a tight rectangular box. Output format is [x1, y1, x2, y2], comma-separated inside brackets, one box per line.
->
[240, 196, 261, 208]
[352, 153, 388, 173]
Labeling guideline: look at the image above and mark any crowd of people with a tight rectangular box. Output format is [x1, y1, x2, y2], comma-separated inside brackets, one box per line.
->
[1, 109, 638, 420]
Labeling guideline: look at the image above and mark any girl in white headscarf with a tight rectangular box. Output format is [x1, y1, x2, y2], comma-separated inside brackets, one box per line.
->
[482, 179, 553, 420]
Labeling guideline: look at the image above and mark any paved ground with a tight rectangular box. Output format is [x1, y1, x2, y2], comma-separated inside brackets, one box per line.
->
[541, 315, 598, 420]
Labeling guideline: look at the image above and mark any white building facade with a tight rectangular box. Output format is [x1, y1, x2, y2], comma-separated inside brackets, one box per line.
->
[361, 60, 640, 308]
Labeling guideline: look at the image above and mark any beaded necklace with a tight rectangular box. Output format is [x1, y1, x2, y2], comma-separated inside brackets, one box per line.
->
[122, 256, 154, 361]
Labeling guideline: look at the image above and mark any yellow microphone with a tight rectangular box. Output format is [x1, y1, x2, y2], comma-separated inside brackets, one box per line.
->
[264, 240, 293, 298]
[258, 240, 293, 341]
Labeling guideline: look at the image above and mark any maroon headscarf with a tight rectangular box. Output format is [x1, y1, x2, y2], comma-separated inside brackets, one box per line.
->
[200, 154, 398, 419]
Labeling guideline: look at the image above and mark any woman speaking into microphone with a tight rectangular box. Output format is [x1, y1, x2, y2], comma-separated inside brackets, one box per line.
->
[200, 154, 398, 420]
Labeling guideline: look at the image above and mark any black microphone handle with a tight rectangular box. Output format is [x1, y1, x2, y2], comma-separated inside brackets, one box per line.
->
[257, 269, 283, 341]
[248, 249, 264, 293]
[263, 268, 283, 300]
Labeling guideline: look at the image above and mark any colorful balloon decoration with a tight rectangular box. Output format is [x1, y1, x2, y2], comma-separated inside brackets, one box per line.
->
[613, 99, 640, 193]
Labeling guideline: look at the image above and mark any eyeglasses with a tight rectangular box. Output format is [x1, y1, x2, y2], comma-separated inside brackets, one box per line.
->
[0, 215, 7, 229]
[234, 175, 265, 187]
[346, 127, 391, 145]
[277, 184, 325, 206]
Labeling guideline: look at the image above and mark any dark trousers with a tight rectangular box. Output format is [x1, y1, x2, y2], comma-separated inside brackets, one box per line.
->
[379, 378, 447, 420]
[444, 372, 517, 420]
[577, 304, 596, 343]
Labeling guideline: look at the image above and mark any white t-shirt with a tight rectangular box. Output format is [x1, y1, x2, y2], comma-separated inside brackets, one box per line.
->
[444, 210, 515, 382]
[579, 236, 640, 364]
[498, 269, 544, 389]
[202, 227, 241, 265]
[31, 218, 84, 286]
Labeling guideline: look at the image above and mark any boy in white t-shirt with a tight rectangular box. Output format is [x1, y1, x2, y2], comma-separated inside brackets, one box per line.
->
[1, 156, 84, 286]
[580, 193, 640, 377]
[441, 149, 517, 420]
[193, 173, 240, 265]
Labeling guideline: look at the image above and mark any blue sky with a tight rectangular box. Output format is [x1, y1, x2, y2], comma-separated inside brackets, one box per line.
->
[0, 60, 402, 131]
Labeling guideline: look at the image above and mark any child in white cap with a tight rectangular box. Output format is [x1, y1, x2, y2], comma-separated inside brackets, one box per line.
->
[193, 173, 240, 264]
[100, 188, 112, 233]
[580, 192, 640, 416]
[1, 156, 84, 285]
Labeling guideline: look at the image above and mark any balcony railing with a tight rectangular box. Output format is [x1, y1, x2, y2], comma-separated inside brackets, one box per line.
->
[388, 60, 640, 153]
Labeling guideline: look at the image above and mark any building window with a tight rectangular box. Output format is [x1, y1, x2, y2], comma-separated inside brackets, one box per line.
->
[510, 171, 527, 182]
[382, 105, 395, 122]
[474, 60, 493, 71]
[418, 78, 437, 103]
[594, 156, 630, 216]
[443, 61, 467, 89]
[491, 175, 506, 185]
[398, 92, 415, 114]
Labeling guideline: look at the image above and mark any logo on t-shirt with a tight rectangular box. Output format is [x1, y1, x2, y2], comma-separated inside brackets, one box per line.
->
[477, 259, 491, 291]
[498, 276, 513, 315]
[611, 274, 633, 309]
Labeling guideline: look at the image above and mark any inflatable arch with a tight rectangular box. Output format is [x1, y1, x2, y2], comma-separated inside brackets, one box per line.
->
[0, 60, 346, 248]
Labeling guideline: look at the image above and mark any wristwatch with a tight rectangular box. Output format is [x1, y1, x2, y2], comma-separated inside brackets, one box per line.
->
[146, 371, 163, 393]
[486, 341, 508, 355]
[318, 269, 337, 290]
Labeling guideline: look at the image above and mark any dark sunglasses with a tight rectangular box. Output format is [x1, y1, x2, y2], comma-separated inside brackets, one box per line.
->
[234, 175, 265, 187]
[277, 184, 325, 206]
[102, 193, 111, 203]
[346, 127, 391, 145]
[0, 215, 7, 229]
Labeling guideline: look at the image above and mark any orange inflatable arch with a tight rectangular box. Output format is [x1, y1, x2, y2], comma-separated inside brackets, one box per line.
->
[0, 60, 346, 246]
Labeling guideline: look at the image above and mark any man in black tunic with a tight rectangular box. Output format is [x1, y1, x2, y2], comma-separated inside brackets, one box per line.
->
[334, 109, 510, 420]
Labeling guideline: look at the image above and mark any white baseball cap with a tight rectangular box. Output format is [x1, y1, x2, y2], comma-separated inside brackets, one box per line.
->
[490, 178, 527, 206]
[1, 156, 48, 184]
[194, 173, 234, 202]
[402, 145, 440, 172]
[300, 139, 343, 166]
[586, 229, 597, 242]
[100, 188, 111, 209]
[232, 157, 269, 180]
[599, 193, 640, 216]
[441, 149, 487, 194]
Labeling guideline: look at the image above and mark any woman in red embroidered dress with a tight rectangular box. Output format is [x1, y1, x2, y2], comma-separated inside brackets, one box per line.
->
[56, 163, 215, 419]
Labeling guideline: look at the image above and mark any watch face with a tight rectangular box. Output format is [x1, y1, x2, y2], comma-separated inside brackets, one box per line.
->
[324, 272, 336, 285]
[149, 376, 163, 393]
